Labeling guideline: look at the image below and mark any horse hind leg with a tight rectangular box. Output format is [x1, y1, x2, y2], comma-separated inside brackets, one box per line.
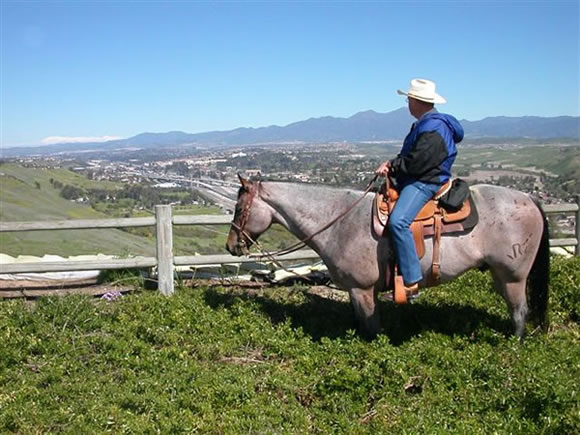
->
[348, 288, 381, 340]
[491, 271, 528, 339]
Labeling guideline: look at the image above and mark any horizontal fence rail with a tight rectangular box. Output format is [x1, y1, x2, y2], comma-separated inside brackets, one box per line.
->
[0, 250, 321, 274]
[0, 217, 157, 232]
[542, 203, 579, 213]
[1, 258, 159, 274]
[1, 198, 578, 295]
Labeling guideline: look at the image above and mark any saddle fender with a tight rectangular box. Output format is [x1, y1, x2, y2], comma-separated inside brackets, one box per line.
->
[372, 179, 478, 302]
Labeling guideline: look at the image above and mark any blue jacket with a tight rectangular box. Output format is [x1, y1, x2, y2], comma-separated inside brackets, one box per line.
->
[390, 111, 464, 187]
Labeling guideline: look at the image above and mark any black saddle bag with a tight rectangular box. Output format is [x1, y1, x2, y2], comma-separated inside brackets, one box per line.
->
[438, 178, 470, 212]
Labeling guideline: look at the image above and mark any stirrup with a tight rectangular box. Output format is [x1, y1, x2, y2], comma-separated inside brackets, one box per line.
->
[383, 281, 420, 304]
[394, 279, 419, 304]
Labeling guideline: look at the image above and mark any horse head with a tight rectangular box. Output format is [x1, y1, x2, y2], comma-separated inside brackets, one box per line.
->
[226, 174, 274, 256]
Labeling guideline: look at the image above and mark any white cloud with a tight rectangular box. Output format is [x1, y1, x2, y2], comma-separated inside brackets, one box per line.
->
[41, 135, 123, 145]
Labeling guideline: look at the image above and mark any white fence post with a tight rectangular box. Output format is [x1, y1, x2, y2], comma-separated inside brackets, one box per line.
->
[155, 205, 174, 295]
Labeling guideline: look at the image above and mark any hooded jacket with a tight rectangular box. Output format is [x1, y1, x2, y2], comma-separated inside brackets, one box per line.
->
[390, 111, 464, 187]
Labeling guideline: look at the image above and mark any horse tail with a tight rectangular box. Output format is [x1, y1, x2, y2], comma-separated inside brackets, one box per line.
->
[528, 197, 550, 331]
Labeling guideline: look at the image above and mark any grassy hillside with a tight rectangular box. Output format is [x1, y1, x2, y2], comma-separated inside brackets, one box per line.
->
[0, 163, 298, 257]
[0, 164, 154, 257]
[545, 146, 580, 179]
[0, 164, 116, 221]
[453, 145, 579, 174]
[0, 256, 578, 433]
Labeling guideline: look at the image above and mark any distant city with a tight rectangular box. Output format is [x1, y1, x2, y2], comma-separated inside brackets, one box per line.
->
[5, 138, 578, 239]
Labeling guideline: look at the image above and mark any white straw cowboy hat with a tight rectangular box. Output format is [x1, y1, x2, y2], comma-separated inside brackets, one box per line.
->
[397, 78, 447, 104]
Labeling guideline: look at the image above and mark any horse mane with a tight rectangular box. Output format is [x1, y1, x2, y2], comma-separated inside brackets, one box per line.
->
[260, 180, 365, 198]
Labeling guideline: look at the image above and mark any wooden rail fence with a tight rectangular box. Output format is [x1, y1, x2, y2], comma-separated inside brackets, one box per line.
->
[0, 205, 319, 295]
[1, 198, 578, 295]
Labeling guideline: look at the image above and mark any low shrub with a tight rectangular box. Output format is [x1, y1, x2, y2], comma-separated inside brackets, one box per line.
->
[0, 256, 578, 433]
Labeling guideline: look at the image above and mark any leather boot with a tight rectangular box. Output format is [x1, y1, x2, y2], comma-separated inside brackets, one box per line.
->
[393, 280, 419, 304]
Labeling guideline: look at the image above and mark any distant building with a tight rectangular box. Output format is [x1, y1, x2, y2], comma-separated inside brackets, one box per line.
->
[154, 182, 180, 188]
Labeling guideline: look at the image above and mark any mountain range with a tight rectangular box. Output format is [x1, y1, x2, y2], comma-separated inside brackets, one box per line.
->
[2, 108, 579, 158]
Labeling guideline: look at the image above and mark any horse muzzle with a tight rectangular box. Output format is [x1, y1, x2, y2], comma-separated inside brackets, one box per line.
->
[226, 231, 250, 256]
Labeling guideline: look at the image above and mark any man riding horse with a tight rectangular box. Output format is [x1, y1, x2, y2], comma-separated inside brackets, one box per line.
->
[375, 79, 464, 299]
[228, 78, 548, 339]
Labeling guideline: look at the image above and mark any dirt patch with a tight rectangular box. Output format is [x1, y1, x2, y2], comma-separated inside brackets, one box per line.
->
[0, 282, 137, 299]
[0, 276, 348, 302]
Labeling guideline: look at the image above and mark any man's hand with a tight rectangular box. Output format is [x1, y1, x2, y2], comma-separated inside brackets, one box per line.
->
[375, 161, 391, 177]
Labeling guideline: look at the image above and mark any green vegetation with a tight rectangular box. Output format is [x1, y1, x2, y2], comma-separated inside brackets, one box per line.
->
[216, 144, 580, 196]
[0, 164, 155, 257]
[0, 163, 298, 257]
[217, 147, 388, 186]
[1, 256, 578, 433]
[451, 145, 580, 177]
[2, 143, 579, 258]
[452, 145, 580, 198]
[0, 164, 112, 222]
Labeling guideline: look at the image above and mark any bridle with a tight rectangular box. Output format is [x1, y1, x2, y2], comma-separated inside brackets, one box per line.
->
[230, 180, 260, 255]
[230, 174, 379, 259]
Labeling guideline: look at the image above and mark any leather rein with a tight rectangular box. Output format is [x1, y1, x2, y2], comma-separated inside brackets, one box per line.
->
[230, 174, 379, 261]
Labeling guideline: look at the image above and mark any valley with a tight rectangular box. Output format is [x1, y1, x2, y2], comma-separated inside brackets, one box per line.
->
[1, 142, 578, 258]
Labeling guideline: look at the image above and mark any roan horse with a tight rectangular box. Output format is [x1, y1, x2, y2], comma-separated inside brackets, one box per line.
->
[226, 176, 549, 340]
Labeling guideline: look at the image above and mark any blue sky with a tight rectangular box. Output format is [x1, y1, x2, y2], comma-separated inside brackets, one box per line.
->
[1, 0, 578, 147]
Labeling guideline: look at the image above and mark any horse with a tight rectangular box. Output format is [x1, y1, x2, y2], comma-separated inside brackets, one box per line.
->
[226, 176, 550, 340]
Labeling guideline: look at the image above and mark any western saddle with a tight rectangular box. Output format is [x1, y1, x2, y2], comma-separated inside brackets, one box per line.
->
[373, 177, 475, 304]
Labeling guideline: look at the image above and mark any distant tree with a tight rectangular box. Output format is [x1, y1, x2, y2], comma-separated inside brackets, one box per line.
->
[34, 181, 41, 189]
[60, 184, 85, 200]
[87, 188, 110, 202]
[168, 161, 190, 176]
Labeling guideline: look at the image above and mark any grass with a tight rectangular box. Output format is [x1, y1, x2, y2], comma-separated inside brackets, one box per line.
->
[453, 145, 580, 176]
[110, 204, 298, 256]
[0, 164, 155, 257]
[1, 256, 578, 433]
[0, 164, 298, 257]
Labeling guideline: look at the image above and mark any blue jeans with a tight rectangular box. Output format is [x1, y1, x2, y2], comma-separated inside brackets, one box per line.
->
[388, 180, 441, 286]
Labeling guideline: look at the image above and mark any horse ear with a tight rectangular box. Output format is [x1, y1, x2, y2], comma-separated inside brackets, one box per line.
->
[237, 173, 252, 191]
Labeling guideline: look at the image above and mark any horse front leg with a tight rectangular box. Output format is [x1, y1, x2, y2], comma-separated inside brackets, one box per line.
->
[348, 287, 381, 340]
